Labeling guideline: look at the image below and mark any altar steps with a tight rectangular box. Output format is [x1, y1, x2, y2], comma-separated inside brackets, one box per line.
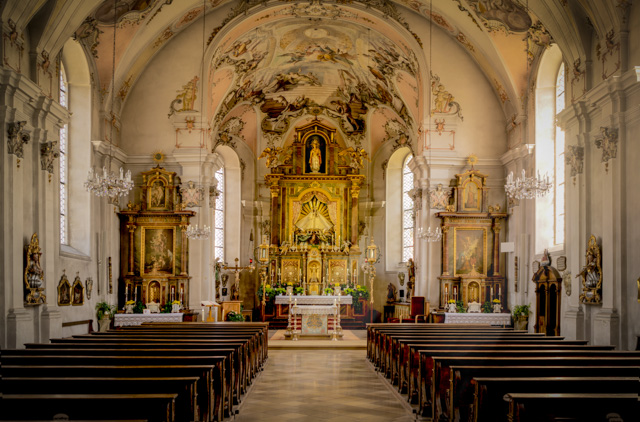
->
[266, 318, 366, 330]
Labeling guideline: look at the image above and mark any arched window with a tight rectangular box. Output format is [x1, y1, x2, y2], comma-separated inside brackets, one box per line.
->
[59, 63, 68, 245]
[402, 155, 414, 262]
[535, 45, 565, 252]
[214, 167, 225, 262]
[554, 63, 565, 245]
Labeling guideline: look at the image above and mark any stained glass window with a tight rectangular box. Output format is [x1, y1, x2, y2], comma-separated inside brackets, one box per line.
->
[402, 155, 414, 262]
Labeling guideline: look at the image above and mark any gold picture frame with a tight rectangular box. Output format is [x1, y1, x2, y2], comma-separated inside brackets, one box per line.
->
[72, 273, 84, 306]
[141, 227, 176, 275]
[57, 271, 71, 306]
[453, 227, 488, 276]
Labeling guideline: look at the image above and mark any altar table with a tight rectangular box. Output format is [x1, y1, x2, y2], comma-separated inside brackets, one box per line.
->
[114, 312, 184, 327]
[290, 305, 338, 336]
[444, 312, 511, 326]
[275, 295, 352, 305]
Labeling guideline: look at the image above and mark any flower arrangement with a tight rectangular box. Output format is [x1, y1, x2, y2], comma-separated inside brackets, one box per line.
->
[95, 301, 116, 320]
[447, 299, 456, 304]
[125, 300, 135, 305]
[343, 285, 369, 314]
[324, 287, 334, 295]
[492, 298, 501, 304]
[482, 301, 492, 313]
[512, 304, 530, 317]
[294, 286, 304, 295]
[172, 300, 181, 305]
[226, 310, 244, 322]
[133, 301, 145, 314]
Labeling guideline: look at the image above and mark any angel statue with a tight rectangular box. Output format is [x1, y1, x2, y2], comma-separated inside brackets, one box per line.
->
[341, 239, 351, 254]
[259, 147, 281, 168]
[338, 147, 370, 170]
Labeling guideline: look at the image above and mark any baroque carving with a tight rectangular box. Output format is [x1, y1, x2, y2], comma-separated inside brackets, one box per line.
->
[338, 147, 370, 170]
[429, 184, 452, 210]
[431, 73, 464, 120]
[40, 141, 60, 180]
[73, 17, 103, 59]
[168, 76, 199, 117]
[213, 117, 245, 152]
[466, 0, 532, 33]
[594, 127, 618, 163]
[565, 145, 584, 177]
[383, 118, 413, 151]
[7, 121, 30, 166]
[25, 233, 46, 306]
[525, 21, 552, 64]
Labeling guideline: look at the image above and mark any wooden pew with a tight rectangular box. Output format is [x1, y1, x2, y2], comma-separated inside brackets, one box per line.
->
[473, 377, 639, 422]
[1, 365, 215, 421]
[1, 393, 178, 422]
[421, 355, 640, 419]
[503, 393, 639, 422]
[2, 355, 227, 422]
[450, 365, 640, 422]
[3, 377, 199, 422]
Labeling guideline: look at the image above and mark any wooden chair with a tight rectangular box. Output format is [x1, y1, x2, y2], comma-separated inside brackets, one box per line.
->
[388, 297, 429, 323]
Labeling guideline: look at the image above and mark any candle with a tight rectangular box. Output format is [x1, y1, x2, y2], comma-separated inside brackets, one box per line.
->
[490, 286, 494, 299]
[499, 286, 501, 297]
[201, 309, 205, 321]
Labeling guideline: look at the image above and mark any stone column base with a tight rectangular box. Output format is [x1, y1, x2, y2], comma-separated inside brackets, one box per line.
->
[593, 308, 620, 349]
[41, 307, 62, 343]
[561, 306, 584, 341]
[7, 308, 33, 348]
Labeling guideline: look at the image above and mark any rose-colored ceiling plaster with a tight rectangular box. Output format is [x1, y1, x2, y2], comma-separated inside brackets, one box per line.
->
[370, 107, 402, 156]
[224, 105, 257, 155]
[209, 68, 234, 121]
[395, 70, 419, 124]
[489, 32, 529, 97]
[94, 25, 139, 91]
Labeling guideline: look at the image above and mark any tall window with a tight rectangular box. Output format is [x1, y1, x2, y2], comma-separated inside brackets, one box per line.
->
[402, 155, 414, 262]
[554, 63, 565, 245]
[214, 167, 225, 261]
[59, 64, 68, 245]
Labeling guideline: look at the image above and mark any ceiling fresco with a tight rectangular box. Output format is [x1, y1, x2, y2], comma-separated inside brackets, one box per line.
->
[210, 18, 419, 143]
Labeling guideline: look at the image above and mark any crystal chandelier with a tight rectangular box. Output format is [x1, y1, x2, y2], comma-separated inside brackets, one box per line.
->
[418, 226, 442, 242]
[85, 0, 133, 201]
[186, 224, 211, 240]
[85, 166, 133, 198]
[505, 169, 552, 200]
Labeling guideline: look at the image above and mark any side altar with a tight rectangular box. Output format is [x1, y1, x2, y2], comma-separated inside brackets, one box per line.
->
[118, 166, 195, 310]
[259, 121, 369, 324]
[435, 163, 508, 310]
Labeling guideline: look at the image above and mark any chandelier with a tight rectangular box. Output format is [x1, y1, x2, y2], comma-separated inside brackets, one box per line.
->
[85, 0, 133, 201]
[85, 166, 133, 198]
[505, 169, 552, 200]
[418, 226, 442, 242]
[186, 224, 211, 240]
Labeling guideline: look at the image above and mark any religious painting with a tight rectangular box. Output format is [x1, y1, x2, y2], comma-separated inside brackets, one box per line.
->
[72, 275, 84, 306]
[462, 179, 481, 211]
[148, 179, 167, 210]
[328, 260, 347, 285]
[282, 259, 300, 285]
[304, 134, 326, 174]
[142, 228, 175, 275]
[57, 272, 71, 306]
[454, 228, 487, 276]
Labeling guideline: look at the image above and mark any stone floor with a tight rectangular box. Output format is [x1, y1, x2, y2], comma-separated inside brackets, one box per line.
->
[234, 349, 415, 421]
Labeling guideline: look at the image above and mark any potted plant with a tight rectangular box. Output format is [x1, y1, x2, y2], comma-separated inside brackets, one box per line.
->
[95, 301, 116, 332]
[226, 310, 244, 322]
[512, 304, 530, 331]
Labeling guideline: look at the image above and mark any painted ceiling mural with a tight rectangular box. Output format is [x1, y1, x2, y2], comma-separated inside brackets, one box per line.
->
[210, 18, 419, 145]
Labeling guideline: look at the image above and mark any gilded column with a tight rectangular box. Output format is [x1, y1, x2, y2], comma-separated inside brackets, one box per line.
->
[127, 218, 136, 275]
[348, 175, 364, 247]
[493, 218, 502, 275]
[266, 175, 282, 246]
[180, 215, 189, 276]
[441, 224, 450, 275]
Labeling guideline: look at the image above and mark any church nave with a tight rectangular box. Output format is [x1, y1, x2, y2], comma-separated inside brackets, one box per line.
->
[234, 349, 414, 422]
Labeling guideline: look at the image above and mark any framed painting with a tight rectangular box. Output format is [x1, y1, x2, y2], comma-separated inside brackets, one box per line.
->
[57, 272, 71, 306]
[72, 274, 84, 306]
[453, 228, 487, 275]
[141, 227, 176, 275]
[148, 178, 168, 210]
[461, 179, 481, 211]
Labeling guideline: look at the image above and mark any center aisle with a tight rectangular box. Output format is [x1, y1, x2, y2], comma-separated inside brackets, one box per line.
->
[234, 349, 415, 421]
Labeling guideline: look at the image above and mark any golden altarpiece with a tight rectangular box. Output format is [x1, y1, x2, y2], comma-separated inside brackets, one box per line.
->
[261, 121, 366, 319]
[118, 166, 195, 309]
[435, 167, 507, 308]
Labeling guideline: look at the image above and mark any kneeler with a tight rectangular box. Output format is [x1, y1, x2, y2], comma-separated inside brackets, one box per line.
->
[388, 296, 429, 323]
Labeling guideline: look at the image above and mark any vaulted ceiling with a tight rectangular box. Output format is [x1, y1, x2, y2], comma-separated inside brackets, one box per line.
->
[4, 0, 631, 150]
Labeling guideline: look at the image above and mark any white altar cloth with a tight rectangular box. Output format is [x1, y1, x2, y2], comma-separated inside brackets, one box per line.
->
[291, 305, 337, 315]
[114, 312, 184, 327]
[444, 312, 511, 326]
[275, 295, 352, 305]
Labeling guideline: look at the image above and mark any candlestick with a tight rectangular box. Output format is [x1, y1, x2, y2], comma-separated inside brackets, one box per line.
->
[201, 309, 204, 321]
[490, 286, 494, 300]
[499, 285, 501, 297]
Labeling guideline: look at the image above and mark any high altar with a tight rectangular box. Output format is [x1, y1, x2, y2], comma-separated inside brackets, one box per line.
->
[118, 166, 195, 309]
[260, 121, 367, 322]
[436, 165, 508, 308]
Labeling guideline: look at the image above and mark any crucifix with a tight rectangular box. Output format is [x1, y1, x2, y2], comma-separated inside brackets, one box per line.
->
[222, 257, 255, 301]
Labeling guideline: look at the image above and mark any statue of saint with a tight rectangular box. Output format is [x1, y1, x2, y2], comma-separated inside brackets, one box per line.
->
[309, 138, 322, 172]
[295, 202, 333, 232]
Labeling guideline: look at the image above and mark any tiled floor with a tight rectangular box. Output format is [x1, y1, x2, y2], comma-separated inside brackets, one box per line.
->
[234, 349, 415, 421]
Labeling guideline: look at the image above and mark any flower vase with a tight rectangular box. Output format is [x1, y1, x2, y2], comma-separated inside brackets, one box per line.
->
[447, 303, 457, 313]
[125, 303, 134, 314]
[492, 303, 502, 313]
[172, 303, 181, 313]
[334, 286, 341, 296]
[286, 286, 293, 296]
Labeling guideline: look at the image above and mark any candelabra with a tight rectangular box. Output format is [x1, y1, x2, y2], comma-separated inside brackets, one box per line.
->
[505, 169, 552, 200]
[365, 236, 379, 323]
[186, 224, 211, 240]
[258, 235, 270, 322]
